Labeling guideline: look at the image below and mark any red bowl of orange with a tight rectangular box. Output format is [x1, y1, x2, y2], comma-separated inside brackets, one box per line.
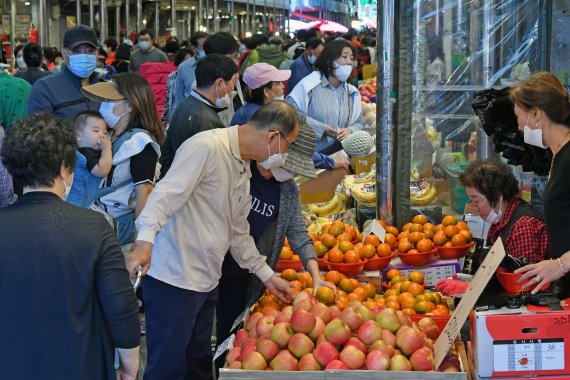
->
[364, 253, 396, 271]
[325, 259, 367, 277]
[317, 258, 328, 271]
[397, 249, 438, 267]
[275, 259, 303, 273]
[437, 241, 475, 259]
[495, 266, 550, 293]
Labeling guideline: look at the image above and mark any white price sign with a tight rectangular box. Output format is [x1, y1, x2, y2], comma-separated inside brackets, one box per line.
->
[213, 334, 235, 361]
[362, 219, 386, 243]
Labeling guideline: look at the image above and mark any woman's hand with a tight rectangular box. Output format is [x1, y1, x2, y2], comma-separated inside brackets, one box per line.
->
[305, 259, 338, 300]
[336, 128, 353, 141]
[324, 126, 338, 138]
[514, 259, 565, 294]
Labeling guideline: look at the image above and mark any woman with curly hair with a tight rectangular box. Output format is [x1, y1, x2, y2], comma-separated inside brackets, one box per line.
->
[0, 113, 140, 379]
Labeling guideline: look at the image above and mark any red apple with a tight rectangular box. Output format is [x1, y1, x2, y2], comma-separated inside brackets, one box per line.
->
[225, 346, 241, 364]
[323, 319, 351, 346]
[241, 345, 257, 361]
[308, 316, 325, 341]
[339, 345, 366, 370]
[381, 329, 397, 348]
[270, 349, 298, 371]
[293, 291, 315, 306]
[255, 316, 275, 337]
[309, 302, 332, 323]
[234, 328, 249, 349]
[245, 312, 263, 332]
[314, 341, 339, 367]
[288, 333, 315, 358]
[410, 346, 435, 371]
[241, 337, 257, 350]
[325, 359, 348, 370]
[281, 305, 293, 317]
[365, 349, 391, 370]
[316, 334, 326, 346]
[340, 307, 364, 332]
[396, 327, 425, 356]
[242, 351, 267, 370]
[328, 305, 342, 319]
[269, 322, 294, 349]
[297, 352, 321, 371]
[291, 309, 316, 334]
[396, 310, 412, 327]
[256, 337, 280, 362]
[345, 336, 367, 354]
[418, 317, 440, 340]
[356, 305, 375, 321]
[228, 360, 241, 369]
[368, 339, 395, 358]
[274, 315, 291, 324]
[357, 320, 383, 345]
[389, 354, 412, 371]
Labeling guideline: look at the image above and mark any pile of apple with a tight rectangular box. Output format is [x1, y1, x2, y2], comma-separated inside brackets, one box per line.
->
[226, 291, 461, 372]
[431, 216, 473, 247]
[358, 78, 377, 103]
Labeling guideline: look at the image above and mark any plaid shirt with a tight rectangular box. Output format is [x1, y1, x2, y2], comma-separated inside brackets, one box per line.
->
[0, 127, 17, 208]
[487, 197, 548, 262]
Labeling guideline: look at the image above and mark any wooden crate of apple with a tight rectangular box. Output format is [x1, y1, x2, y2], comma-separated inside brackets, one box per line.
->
[226, 289, 461, 372]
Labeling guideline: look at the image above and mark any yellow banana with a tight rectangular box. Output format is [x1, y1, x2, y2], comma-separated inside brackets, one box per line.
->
[411, 184, 437, 206]
[351, 184, 376, 204]
[308, 195, 340, 216]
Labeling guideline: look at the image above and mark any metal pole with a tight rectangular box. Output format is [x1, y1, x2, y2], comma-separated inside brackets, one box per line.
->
[205, 0, 209, 30]
[231, 0, 236, 34]
[264, 0, 267, 29]
[245, 0, 249, 32]
[10, 0, 15, 69]
[136, 0, 142, 33]
[154, 1, 159, 41]
[116, 4, 121, 39]
[101, 0, 107, 43]
[125, 0, 130, 39]
[89, 0, 94, 28]
[76, 0, 81, 24]
[38, 0, 46, 46]
[252, 0, 256, 32]
[213, 0, 218, 31]
[171, 0, 177, 36]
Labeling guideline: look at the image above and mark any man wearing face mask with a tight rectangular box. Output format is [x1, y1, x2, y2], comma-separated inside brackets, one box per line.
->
[435, 159, 547, 296]
[127, 101, 300, 380]
[14, 43, 52, 85]
[159, 54, 238, 178]
[287, 38, 325, 95]
[27, 25, 101, 121]
[128, 29, 167, 74]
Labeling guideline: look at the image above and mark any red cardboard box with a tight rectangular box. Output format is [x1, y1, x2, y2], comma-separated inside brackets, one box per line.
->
[470, 309, 570, 378]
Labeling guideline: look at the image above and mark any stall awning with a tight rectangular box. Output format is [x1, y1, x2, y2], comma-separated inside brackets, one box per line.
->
[290, 11, 349, 34]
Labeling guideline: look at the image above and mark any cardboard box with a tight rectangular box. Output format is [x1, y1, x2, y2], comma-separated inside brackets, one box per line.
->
[382, 258, 462, 287]
[351, 152, 376, 174]
[298, 166, 350, 204]
[470, 308, 570, 378]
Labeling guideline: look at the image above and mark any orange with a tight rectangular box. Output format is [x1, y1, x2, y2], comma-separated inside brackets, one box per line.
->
[392, 282, 403, 292]
[337, 233, 353, 242]
[425, 292, 441, 304]
[364, 234, 381, 247]
[409, 271, 424, 285]
[258, 295, 273, 307]
[412, 214, 429, 225]
[423, 229, 435, 240]
[423, 222, 436, 232]
[384, 289, 400, 297]
[408, 282, 425, 297]
[433, 231, 448, 246]
[260, 303, 280, 314]
[384, 233, 397, 247]
[398, 240, 412, 253]
[402, 307, 417, 316]
[353, 286, 369, 299]
[443, 225, 459, 238]
[364, 301, 378, 309]
[346, 226, 358, 240]
[444, 241, 453, 247]
[386, 226, 399, 236]
[409, 223, 424, 233]
[339, 277, 356, 293]
[321, 224, 331, 235]
[281, 269, 298, 281]
[284, 237, 291, 248]
[316, 287, 336, 305]
[434, 224, 444, 232]
[386, 268, 402, 281]
[343, 250, 360, 263]
[350, 278, 361, 290]
[408, 231, 423, 244]
[442, 215, 458, 226]
[347, 292, 364, 303]
[398, 292, 414, 304]
[435, 304, 450, 315]
[298, 272, 313, 288]
[385, 295, 399, 304]
[400, 280, 412, 292]
[328, 224, 344, 237]
[327, 248, 344, 263]
[280, 246, 293, 260]
[379, 220, 388, 228]
[456, 221, 469, 231]
[292, 254, 300, 261]
[290, 280, 303, 292]
[386, 300, 401, 310]
[397, 231, 409, 241]
[416, 238, 434, 253]
[314, 241, 329, 257]
[400, 297, 417, 310]
[308, 231, 318, 242]
[331, 220, 345, 229]
[338, 241, 354, 253]
[376, 297, 386, 306]
[360, 244, 377, 259]
[451, 233, 467, 247]
[459, 229, 473, 242]
[357, 231, 364, 242]
[362, 283, 377, 298]
[402, 223, 412, 232]
[377, 243, 393, 257]
[390, 276, 405, 286]
[324, 270, 342, 285]
[415, 301, 436, 314]
[335, 299, 348, 310]
[321, 233, 338, 248]
[408, 249, 419, 255]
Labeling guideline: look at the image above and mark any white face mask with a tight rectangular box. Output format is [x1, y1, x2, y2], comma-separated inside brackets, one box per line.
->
[333, 64, 353, 82]
[62, 174, 74, 201]
[100, 101, 128, 128]
[485, 202, 503, 224]
[308, 54, 317, 64]
[16, 57, 27, 69]
[269, 90, 284, 102]
[271, 166, 295, 182]
[523, 114, 547, 149]
[215, 82, 230, 108]
[259, 134, 287, 170]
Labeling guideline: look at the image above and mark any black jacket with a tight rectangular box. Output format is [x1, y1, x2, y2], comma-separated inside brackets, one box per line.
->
[0, 192, 140, 379]
[160, 90, 226, 178]
[14, 67, 52, 85]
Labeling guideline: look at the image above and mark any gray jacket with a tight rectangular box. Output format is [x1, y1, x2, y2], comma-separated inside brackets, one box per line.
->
[245, 179, 317, 308]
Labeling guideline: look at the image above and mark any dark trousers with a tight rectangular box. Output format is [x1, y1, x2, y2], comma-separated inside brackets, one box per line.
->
[142, 275, 218, 380]
[214, 255, 250, 374]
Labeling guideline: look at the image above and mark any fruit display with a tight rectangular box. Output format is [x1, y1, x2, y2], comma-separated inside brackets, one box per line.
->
[276, 238, 303, 272]
[358, 78, 377, 104]
[431, 215, 473, 248]
[410, 179, 437, 206]
[225, 289, 461, 372]
[306, 192, 349, 218]
[343, 169, 376, 207]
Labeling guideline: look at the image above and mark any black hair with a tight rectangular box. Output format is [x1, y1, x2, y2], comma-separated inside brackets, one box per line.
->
[138, 28, 154, 39]
[104, 37, 118, 52]
[244, 82, 274, 105]
[296, 29, 308, 42]
[174, 48, 191, 67]
[204, 32, 239, 55]
[306, 28, 321, 40]
[252, 34, 269, 47]
[1, 113, 76, 188]
[306, 37, 324, 50]
[459, 159, 520, 205]
[98, 47, 107, 58]
[23, 43, 43, 68]
[13, 45, 24, 60]
[115, 43, 132, 60]
[15, 36, 28, 44]
[315, 39, 355, 79]
[42, 47, 57, 63]
[163, 39, 180, 55]
[190, 31, 209, 48]
[195, 54, 238, 89]
[249, 100, 298, 135]
[73, 110, 105, 133]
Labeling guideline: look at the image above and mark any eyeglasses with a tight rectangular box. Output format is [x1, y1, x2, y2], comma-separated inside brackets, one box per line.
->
[466, 197, 487, 211]
[268, 129, 293, 149]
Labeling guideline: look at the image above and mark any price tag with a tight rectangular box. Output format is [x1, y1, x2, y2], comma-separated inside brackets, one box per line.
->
[493, 339, 564, 372]
[434, 237, 506, 368]
[362, 219, 386, 243]
[230, 307, 249, 332]
[213, 334, 235, 361]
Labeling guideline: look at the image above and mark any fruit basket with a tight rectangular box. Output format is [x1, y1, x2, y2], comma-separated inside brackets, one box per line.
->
[396, 249, 437, 267]
[436, 241, 474, 259]
[495, 266, 550, 293]
[364, 253, 395, 271]
[325, 259, 367, 277]
[275, 259, 303, 273]
[317, 258, 328, 271]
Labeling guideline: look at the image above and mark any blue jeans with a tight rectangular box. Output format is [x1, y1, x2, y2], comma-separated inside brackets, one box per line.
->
[143, 275, 218, 380]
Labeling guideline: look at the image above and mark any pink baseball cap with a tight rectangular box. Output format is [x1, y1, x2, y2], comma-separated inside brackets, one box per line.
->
[243, 63, 291, 89]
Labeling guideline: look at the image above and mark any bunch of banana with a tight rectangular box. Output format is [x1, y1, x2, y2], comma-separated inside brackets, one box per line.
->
[410, 180, 437, 206]
[307, 220, 323, 235]
[351, 183, 376, 207]
[308, 194, 345, 217]
[342, 170, 375, 190]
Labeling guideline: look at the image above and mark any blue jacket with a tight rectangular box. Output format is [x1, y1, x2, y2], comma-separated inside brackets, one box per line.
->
[27, 64, 101, 121]
[287, 54, 313, 95]
[172, 56, 197, 114]
[230, 102, 335, 170]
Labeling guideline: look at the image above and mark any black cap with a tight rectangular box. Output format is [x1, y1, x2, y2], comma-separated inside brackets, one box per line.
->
[63, 25, 98, 50]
